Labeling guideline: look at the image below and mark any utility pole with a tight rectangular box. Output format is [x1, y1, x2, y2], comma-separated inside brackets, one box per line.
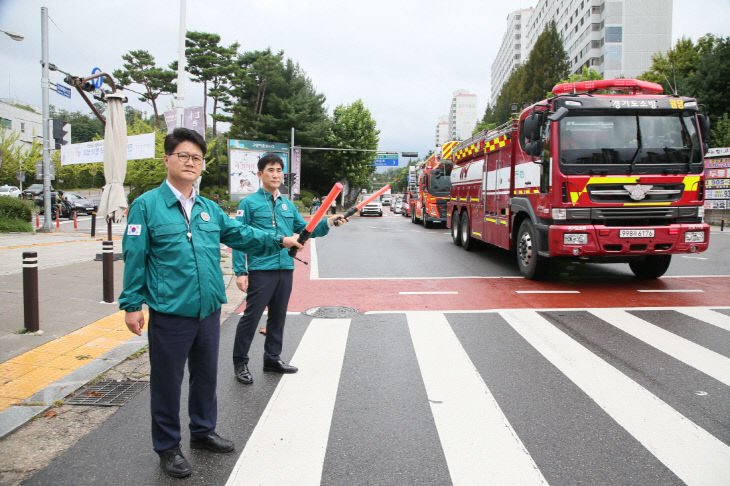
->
[175, 0, 186, 129]
[289, 127, 294, 196]
[40, 6, 52, 231]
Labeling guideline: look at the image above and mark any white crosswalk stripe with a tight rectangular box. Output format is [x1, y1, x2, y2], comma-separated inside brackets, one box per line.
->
[226, 307, 730, 486]
[226, 318, 351, 486]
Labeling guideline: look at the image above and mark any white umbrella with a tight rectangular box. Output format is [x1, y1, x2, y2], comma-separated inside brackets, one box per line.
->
[97, 92, 128, 223]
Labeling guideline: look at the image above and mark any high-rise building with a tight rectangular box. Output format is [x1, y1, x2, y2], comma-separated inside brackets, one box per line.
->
[491, 8, 533, 106]
[448, 90, 478, 142]
[491, 0, 672, 102]
[435, 116, 449, 147]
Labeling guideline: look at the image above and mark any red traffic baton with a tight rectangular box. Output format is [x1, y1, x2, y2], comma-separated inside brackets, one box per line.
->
[289, 182, 344, 258]
[342, 184, 391, 219]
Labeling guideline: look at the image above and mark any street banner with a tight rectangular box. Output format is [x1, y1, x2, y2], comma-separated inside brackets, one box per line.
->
[60, 132, 155, 165]
[164, 107, 206, 139]
[229, 139, 289, 200]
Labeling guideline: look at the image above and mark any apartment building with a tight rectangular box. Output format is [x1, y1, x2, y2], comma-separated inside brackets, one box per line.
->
[448, 90, 478, 142]
[491, 8, 534, 106]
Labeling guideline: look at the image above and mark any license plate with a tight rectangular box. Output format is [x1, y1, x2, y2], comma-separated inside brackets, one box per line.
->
[620, 229, 654, 238]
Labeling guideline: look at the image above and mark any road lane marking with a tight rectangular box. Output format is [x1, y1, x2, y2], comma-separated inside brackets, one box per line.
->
[406, 311, 548, 486]
[501, 309, 730, 486]
[637, 289, 703, 293]
[675, 307, 730, 332]
[515, 290, 580, 294]
[589, 308, 730, 387]
[225, 318, 350, 486]
[399, 291, 458, 295]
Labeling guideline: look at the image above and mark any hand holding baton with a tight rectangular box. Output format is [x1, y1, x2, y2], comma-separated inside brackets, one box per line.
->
[288, 182, 344, 258]
[340, 184, 392, 220]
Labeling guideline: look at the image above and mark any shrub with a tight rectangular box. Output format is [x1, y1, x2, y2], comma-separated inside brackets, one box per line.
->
[0, 196, 32, 220]
[0, 218, 32, 232]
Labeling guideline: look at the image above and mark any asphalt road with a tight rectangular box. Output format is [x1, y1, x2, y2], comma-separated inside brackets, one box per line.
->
[19, 212, 730, 485]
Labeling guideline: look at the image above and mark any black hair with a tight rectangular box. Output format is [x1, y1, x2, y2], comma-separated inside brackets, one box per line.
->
[164, 128, 207, 155]
[258, 153, 284, 172]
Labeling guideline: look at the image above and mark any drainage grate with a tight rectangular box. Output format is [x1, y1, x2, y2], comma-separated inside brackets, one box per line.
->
[65, 379, 148, 406]
[303, 306, 359, 319]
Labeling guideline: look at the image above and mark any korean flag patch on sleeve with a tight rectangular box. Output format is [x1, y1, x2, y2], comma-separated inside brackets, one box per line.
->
[236, 209, 244, 217]
[127, 224, 142, 236]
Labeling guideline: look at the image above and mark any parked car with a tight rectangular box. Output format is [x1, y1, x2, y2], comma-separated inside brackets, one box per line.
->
[401, 200, 410, 217]
[391, 199, 402, 214]
[359, 196, 383, 217]
[62, 192, 98, 215]
[0, 185, 22, 198]
[22, 183, 54, 198]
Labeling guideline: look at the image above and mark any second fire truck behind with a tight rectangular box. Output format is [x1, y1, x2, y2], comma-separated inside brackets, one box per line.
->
[447, 79, 711, 280]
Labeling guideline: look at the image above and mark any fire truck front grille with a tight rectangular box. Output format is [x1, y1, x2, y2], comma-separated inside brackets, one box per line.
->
[437, 201, 448, 217]
[587, 183, 684, 203]
[591, 207, 677, 226]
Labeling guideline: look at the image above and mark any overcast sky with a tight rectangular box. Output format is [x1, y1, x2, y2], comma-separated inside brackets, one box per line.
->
[1, 0, 729, 161]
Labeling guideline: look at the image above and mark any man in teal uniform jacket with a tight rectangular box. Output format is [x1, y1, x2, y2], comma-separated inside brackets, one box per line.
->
[232, 153, 346, 384]
[119, 128, 302, 478]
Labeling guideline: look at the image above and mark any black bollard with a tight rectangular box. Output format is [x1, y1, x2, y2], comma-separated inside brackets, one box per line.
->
[90, 212, 96, 237]
[102, 240, 114, 303]
[23, 252, 39, 333]
[721, 219, 725, 232]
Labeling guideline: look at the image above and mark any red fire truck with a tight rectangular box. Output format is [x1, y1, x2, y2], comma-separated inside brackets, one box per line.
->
[410, 142, 459, 227]
[447, 79, 711, 279]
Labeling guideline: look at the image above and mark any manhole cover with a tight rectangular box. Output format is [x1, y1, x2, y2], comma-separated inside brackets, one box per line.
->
[303, 306, 359, 318]
[65, 379, 148, 406]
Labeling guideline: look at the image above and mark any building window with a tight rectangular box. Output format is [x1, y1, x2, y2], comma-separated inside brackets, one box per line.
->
[20, 122, 25, 133]
[0, 118, 11, 129]
[605, 26, 622, 43]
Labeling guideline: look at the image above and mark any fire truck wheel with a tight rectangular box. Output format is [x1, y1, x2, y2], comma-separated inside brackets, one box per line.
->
[460, 212, 475, 251]
[516, 220, 547, 279]
[423, 213, 432, 228]
[451, 212, 462, 246]
[628, 255, 671, 279]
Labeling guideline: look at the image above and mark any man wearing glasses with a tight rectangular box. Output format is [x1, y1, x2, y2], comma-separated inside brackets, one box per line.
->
[119, 128, 303, 478]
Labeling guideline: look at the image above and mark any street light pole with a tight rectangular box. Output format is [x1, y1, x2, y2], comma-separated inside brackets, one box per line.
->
[40, 7, 52, 231]
[1, 29, 24, 41]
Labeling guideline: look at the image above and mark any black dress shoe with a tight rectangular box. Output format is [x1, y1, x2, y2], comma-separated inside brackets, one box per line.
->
[190, 431, 235, 453]
[235, 363, 253, 384]
[160, 447, 192, 478]
[263, 359, 298, 374]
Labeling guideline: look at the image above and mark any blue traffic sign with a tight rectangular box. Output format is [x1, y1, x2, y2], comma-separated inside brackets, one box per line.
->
[373, 153, 399, 167]
[91, 67, 103, 89]
[55, 83, 71, 99]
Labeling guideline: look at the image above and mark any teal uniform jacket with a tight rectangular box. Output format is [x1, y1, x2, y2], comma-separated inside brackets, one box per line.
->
[232, 188, 330, 275]
[118, 182, 282, 320]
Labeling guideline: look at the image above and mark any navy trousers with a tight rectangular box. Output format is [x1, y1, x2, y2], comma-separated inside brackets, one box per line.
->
[232, 269, 293, 366]
[148, 307, 220, 454]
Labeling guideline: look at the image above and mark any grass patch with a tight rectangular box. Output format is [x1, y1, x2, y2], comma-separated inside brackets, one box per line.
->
[12, 329, 29, 334]
[0, 217, 33, 233]
[52, 399, 64, 407]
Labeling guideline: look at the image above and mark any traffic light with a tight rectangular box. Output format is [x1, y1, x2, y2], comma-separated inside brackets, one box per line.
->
[51, 119, 71, 149]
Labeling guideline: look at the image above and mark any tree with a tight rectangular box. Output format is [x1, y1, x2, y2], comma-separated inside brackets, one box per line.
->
[710, 113, 730, 147]
[323, 100, 380, 199]
[685, 36, 730, 122]
[50, 107, 104, 143]
[0, 129, 41, 186]
[171, 31, 239, 137]
[114, 50, 176, 130]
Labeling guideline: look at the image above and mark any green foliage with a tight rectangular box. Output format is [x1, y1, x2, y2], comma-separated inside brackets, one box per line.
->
[0, 196, 32, 232]
[113, 50, 176, 130]
[490, 21, 569, 125]
[171, 31, 239, 137]
[51, 107, 104, 143]
[0, 128, 42, 186]
[323, 99, 379, 199]
[710, 113, 730, 147]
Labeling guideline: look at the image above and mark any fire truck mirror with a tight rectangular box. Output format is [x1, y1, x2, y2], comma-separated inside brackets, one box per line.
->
[548, 107, 569, 122]
[698, 114, 710, 139]
[524, 140, 543, 158]
[524, 112, 543, 141]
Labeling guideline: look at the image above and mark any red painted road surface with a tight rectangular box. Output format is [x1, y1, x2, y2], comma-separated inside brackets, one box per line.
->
[232, 242, 730, 313]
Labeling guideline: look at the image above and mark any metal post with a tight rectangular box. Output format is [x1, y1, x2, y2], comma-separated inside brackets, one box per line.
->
[722, 219, 725, 232]
[107, 219, 112, 241]
[102, 240, 114, 303]
[289, 127, 294, 197]
[175, 0, 186, 128]
[22, 252, 39, 332]
[73, 210, 77, 229]
[90, 211, 96, 237]
[40, 7, 52, 231]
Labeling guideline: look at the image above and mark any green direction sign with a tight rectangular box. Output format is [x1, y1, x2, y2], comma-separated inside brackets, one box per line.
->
[373, 153, 399, 167]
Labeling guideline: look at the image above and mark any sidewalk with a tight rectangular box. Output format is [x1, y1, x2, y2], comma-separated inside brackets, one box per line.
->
[0, 230, 241, 439]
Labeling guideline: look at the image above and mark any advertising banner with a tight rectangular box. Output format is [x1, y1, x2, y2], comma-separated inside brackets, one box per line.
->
[292, 147, 301, 196]
[164, 107, 206, 139]
[60, 132, 155, 165]
[229, 139, 289, 200]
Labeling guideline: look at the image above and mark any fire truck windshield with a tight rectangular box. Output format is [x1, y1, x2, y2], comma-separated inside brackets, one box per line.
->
[558, 113, 703, 174]
[427, 172, 451, 196]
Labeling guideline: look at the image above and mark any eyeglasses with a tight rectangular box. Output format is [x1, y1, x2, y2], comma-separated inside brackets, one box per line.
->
[170, 152, 204, 166]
